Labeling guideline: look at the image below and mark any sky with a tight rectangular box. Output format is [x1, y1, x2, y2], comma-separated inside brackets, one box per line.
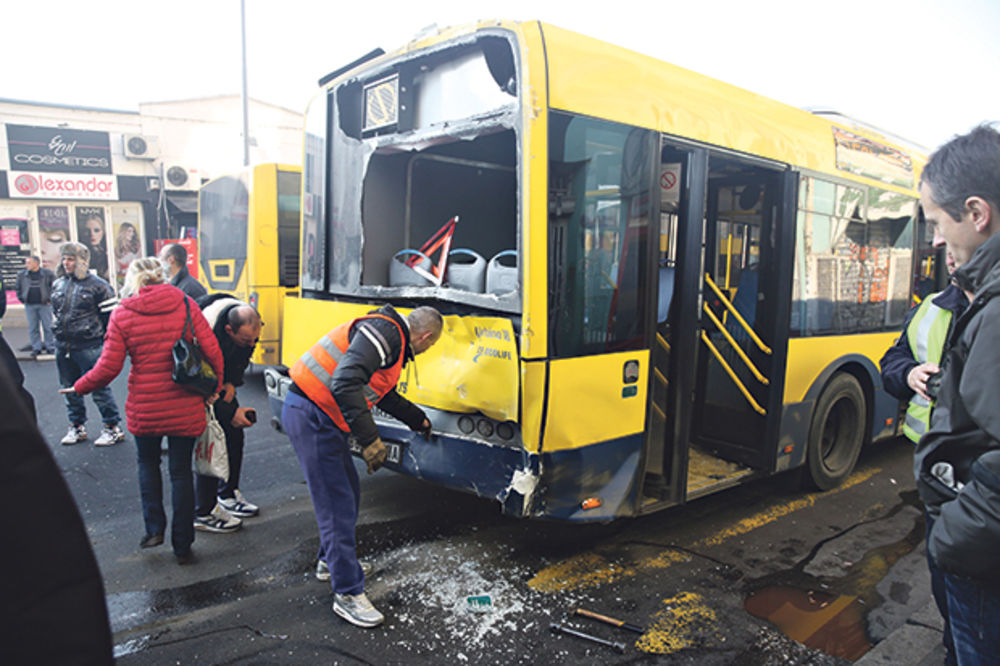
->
[5, 0, 999, 152]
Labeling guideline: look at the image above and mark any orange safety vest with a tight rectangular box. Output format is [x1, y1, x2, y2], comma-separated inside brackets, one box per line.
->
[289, 314, 406, 432]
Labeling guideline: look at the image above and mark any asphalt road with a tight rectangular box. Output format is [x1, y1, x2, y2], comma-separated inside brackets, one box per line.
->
[11, 325, 931, 665]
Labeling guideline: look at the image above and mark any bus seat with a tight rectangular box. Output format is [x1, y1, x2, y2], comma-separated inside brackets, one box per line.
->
[485, 250, 518, 294]
[445, 249, 486, 292]
[730, 266, 758, 327]
[389, 249, 434, 287]
[658, 266, 675, 323]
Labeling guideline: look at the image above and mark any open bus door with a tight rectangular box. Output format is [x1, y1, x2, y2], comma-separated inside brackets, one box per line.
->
[641, 146, 796, 509]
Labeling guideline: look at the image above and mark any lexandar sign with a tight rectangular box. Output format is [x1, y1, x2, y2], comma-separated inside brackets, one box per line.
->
[5, 124, 118, 200]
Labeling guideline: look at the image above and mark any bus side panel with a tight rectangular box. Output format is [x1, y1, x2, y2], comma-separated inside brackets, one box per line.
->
[281, 297, 520, 421]
[375, 418, 532, 512]
[518, 21, 550, 361]
[251, 285, 284, 366]
[778, 334, 902, 471]
[783, 333, 897, 404]
[537, 435, 644, 521]
[520, 359, 547, 454]
[280, 297, 371, 366]
[249, 163, 279, 289]
[540, 23, 834, 175]
[543, 351, 649, 452]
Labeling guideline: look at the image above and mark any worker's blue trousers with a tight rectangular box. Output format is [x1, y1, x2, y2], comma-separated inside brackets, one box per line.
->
[283, 391, 364, 595]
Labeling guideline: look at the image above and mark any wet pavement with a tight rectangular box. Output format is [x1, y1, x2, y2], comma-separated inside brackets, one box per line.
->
[4, 313, 948, 664]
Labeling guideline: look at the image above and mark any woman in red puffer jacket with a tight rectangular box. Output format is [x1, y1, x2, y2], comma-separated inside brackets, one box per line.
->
[68, 257, 223, 564]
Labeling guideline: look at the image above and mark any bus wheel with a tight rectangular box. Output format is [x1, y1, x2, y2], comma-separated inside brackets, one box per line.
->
[804, 373, 865, 491]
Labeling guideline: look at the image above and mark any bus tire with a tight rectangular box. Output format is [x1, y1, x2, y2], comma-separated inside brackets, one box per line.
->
[803, 372, 866, 491]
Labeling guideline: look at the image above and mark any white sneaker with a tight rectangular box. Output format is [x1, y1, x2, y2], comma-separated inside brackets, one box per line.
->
[333, 592, 384, 627]
[194, 504, 242, 533]
[316, 560, 372, 581]
[218, 489, 259, 517]
[60, 425, 87, 446]
[94, 424, 125, 446]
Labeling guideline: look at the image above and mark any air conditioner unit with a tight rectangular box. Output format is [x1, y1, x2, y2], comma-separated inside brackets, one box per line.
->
[161, 164, 201, 191]
[123, 134, 160, 159]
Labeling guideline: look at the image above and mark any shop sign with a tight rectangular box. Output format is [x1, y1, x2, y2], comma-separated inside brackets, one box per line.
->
[5, 124, 112, 175]
[7, 171, 118, 200]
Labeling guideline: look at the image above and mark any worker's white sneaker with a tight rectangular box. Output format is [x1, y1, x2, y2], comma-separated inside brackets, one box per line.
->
[333, 592, 384, 628]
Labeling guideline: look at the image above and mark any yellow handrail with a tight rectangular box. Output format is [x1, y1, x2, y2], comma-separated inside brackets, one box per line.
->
[704, 273, 772, 354]
[701, 304, 769, 385]
[700, 331, 767, 415]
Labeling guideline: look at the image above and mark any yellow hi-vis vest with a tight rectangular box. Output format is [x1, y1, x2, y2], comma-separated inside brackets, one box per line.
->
[902, 294, 952, 442]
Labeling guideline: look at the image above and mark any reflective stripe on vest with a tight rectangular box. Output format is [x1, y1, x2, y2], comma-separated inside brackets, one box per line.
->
[289, 314, 405, 432]
[902, 296, 952, 443]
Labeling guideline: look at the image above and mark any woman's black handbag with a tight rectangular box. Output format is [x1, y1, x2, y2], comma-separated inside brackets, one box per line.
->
[172, 298, 217, 397]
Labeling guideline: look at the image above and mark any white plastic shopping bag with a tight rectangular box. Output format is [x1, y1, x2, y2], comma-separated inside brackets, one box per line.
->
[194, 406, 229, 481]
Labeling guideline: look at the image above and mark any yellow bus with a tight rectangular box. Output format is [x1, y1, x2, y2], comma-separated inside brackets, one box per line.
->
[267, 20, 927, 521]
[198, 163, 302, 365]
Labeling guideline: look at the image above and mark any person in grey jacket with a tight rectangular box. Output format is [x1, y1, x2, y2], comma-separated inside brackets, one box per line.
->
[51, 242, 124, 447]
[158, 243, 206, 300]
[914, 124, 1000, 665]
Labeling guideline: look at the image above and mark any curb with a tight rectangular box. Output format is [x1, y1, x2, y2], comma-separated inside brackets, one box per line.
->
[857, 601, 945, 665]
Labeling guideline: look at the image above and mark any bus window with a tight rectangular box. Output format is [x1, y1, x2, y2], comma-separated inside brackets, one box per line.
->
[791, 177, 915, 336]
[548, 111, 655, 357]
[319, 36, 520, 312]
[276, 168, 302, 288]
[199, 174, 250, 291]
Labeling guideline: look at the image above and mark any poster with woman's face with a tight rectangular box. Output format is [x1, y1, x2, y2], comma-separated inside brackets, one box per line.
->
[111, 204, 143, 290]
[75, 206, 109, 281]
[37, 205, 71, 272]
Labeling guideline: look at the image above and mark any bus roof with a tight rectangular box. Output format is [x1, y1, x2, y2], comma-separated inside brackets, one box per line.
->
[326, 19, 926, 194]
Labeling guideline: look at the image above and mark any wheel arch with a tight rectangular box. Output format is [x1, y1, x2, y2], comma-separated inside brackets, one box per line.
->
[801, 354, 879, 445]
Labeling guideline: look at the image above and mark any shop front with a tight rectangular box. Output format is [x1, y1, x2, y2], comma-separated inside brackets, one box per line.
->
[1, 123, 158, 303]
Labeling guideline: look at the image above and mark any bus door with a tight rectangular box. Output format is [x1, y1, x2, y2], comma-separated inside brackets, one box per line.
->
[688, 158, 794, 495]
[641, 144, 705, 504]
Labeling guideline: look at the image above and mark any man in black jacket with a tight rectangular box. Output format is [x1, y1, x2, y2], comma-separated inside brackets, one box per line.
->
[51, 243, 124, 447]
[15, 255, 56, 356]
[158, 243, 206, 300]
[193, 294, 262, 533]
[914, 124, 1000, 664]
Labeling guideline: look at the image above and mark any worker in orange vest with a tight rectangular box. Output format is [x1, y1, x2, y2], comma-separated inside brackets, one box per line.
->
[284, 304, 443, 628]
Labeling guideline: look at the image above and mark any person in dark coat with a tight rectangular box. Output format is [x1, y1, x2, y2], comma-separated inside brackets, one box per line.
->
[51, 242, 124, 446]
[158, 243, 206, 300]
[913, 124, 1000, 664]
[193, 294, 262, 533]
[15, 255, 56, 355]
[66, 258, 223, 563]
[0, 361, 113, 665]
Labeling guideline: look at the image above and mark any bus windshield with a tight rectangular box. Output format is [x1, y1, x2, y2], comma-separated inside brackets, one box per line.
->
[303, 32, 521, 313]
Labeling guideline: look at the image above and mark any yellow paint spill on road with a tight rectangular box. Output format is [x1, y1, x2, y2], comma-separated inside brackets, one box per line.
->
[636, 591, 718, 654]
[525, 466, 881, 593]
[697, 466, 880, 548]
[526, 552, 635, 593]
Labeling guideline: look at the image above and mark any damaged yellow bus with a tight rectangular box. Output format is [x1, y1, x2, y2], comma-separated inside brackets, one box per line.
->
[265, 20, 926, 521]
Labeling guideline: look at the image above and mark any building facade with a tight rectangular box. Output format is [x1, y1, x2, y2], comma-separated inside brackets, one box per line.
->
[0, 96, 302, 301]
